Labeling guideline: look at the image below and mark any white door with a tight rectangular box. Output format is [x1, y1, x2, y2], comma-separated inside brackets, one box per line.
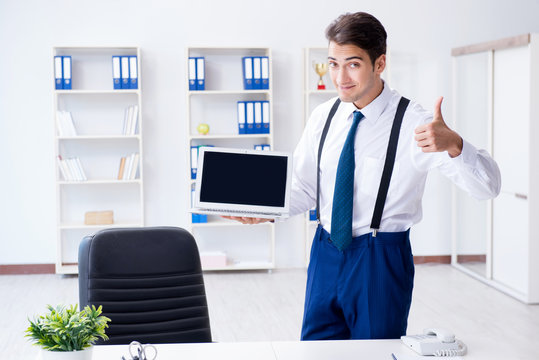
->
[491, 45, 530, 295]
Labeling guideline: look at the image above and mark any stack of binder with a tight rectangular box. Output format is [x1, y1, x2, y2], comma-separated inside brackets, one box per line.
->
[237, 101, 270, 134]
[188, 57, 205, 90]
[242, 56, 269, 90]
[112, 55, 138, 89]
[54, 56, 72, 90]
[254, 144, 271, 151]
[191, 184, 207, 223]
[190, 144, 214, 180]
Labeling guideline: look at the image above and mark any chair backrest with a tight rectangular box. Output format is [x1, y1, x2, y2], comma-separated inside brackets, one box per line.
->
[78, 226, 212, 344]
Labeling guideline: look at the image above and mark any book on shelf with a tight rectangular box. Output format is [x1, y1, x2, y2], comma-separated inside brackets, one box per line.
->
[237, 101, 270, 134]
[188, 57, 205, 91]
[122, 105, 139, 135]
[56, 111, 77, 137]
[254, 144, 270, 151]
[112, 55, 138, 90]
[190, 145, 214, 180]
[117, 157, 126, 180]
[242, 56, 269, 90]
[57, 155, 87, 181]
[117, 152, 139, 180]
[54, 55, 72, 90]
[113, 55, 138, 90]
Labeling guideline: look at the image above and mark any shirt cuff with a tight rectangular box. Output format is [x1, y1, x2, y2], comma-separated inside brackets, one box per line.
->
[447, 138, 477, 167]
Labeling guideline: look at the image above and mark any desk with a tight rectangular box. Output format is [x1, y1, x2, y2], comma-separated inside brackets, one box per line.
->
[88, 340, 424, 360]
[39, 340, 463, 360]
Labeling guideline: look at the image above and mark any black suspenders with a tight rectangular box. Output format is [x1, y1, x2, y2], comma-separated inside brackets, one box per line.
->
[316, 97, 410, 236]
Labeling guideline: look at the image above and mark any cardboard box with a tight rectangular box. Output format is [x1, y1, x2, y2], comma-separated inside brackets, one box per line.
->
[84, 210, 114, 225]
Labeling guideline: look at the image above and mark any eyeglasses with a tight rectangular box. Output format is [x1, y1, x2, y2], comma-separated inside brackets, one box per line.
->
[121, 341, 157, 360]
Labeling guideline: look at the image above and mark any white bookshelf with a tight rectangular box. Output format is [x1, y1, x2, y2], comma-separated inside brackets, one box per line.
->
[186, 47, 275, 271]
[302, 47, 338, 265]
[53, 46, 144, 274]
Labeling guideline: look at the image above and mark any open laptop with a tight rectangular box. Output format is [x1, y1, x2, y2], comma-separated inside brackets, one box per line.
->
[190, 147, 292, 219]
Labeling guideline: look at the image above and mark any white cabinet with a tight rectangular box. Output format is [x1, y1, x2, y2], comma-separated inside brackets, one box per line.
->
[53, 46, 144, 274]
[452, 34, 539, 303]
[186, 47, 275, 271]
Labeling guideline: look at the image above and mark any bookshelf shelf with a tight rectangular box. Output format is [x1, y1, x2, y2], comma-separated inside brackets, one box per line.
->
[58, 179, 142, 185]
[53, 46, 144, 274]
[189, 134, 271, 141]
[191, 221, 274, 228]
[55, 90, 140, 95]
[59, 222, 143, 230]
[306, 90, 338, 95]
[188, 90, 270, 96]
[186, 46, 275, 271]
[58, 135, 141, 140]
[202, 262, 274, 271]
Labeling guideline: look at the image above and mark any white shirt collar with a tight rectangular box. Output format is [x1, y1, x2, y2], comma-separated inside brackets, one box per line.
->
[341, 81, 392, 124]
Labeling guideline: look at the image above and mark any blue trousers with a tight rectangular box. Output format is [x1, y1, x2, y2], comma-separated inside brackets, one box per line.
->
[301, 225, 414, 340]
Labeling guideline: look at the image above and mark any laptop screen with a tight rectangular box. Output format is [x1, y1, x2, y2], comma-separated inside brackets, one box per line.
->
[200, 151, 288, 207]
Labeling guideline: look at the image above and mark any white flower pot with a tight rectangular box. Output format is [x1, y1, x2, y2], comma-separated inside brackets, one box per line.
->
[40, 347, 93, 360]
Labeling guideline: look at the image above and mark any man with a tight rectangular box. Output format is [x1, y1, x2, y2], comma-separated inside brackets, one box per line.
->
[227, 12, 500, 340]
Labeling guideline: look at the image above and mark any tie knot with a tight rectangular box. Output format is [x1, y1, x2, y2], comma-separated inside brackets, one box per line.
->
[353, 110, 364, 123]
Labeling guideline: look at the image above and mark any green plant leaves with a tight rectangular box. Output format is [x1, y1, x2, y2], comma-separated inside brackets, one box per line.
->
[25, 304, 111, 351]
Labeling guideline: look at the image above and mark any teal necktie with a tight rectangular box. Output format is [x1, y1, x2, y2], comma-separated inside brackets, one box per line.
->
[330, 110, 364, 251]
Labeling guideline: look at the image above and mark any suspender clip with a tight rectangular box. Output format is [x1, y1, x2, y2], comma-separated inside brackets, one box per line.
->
[372, 229, 378, 237]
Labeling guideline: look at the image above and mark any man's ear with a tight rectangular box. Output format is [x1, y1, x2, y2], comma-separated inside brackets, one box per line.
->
[374, 54, 386, 75]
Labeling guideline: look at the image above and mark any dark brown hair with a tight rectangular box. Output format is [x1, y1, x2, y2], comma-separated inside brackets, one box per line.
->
[325, 12, 387, 66]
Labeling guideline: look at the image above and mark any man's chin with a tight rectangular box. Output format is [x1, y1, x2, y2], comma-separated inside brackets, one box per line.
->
[337, 94, 355, 103]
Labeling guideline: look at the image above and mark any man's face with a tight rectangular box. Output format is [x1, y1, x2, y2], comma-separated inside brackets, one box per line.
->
[328, 41, 385, 108]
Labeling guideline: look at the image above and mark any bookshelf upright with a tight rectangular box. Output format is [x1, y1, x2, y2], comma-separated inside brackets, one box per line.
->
[53, 46, 144, 274]
[186, 47, 275, 271]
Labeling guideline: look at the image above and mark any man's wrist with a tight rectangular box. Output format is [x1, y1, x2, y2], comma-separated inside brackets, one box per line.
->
[448, 133, 463, 158]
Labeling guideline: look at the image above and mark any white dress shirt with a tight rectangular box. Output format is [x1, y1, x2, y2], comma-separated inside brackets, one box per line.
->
[290, 83, 501, 237]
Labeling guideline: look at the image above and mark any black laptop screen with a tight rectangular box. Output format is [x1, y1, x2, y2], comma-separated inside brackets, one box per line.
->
[200, 151, 288, 207]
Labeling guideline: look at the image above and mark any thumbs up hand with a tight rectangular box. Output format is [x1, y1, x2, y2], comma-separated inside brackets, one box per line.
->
[414, 96, 463, 158]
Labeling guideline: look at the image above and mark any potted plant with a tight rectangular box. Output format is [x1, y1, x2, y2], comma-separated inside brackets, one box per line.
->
[25, 304, 111, 360]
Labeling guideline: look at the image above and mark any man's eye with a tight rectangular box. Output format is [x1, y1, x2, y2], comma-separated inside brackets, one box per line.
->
[329, 62, 337, 68]
[349, 63, 359, 68]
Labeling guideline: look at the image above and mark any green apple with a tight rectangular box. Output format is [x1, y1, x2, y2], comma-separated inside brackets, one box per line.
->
[197, 123, 210, 135]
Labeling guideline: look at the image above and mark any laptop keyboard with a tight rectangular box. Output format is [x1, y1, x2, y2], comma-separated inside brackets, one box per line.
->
[199, 208, 282, 217]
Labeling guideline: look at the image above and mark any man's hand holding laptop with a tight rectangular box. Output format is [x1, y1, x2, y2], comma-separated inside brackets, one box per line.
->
[222, 216, 273, 224]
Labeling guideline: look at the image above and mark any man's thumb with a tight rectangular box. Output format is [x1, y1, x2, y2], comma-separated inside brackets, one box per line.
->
[433, 96, 444, 123]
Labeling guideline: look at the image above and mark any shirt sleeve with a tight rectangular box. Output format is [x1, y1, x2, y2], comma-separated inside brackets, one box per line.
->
[410, 112, 501, 200]
[436, 138, 501, 200]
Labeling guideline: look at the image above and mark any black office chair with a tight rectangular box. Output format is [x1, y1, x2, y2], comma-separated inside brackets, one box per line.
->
[78, 226, 212, 345]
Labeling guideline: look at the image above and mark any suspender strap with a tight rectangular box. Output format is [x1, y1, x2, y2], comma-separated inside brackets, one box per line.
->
[370, 97, 410, 234]
[315, 96, 410, 235]
[316, 98, 341, 222]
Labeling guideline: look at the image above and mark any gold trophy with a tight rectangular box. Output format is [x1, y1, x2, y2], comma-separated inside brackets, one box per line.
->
[313, 62, 328, 90]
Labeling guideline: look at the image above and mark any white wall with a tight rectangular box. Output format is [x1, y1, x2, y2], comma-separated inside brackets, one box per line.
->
[1, 0, 539, 267]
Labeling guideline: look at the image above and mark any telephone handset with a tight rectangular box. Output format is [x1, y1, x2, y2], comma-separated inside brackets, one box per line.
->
[401, 328, 467, 356]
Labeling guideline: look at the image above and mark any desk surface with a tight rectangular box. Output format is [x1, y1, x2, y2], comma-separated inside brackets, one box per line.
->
[88, 340, 452, 360]
[38, 340, 464, 360]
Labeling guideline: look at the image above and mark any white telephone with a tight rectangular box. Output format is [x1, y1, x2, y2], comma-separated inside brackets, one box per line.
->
[401, 328, 467, 356]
